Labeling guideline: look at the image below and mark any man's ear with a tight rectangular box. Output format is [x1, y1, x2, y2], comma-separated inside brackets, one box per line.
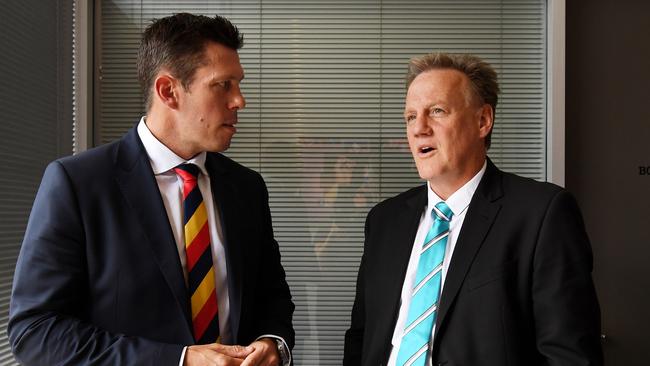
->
[478, 104, 494, 139]
[153, 74, 179, 109]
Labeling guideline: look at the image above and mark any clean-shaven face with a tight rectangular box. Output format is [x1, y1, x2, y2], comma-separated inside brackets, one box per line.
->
[404, 68, 489, 193]
[175, 41, 246, 156]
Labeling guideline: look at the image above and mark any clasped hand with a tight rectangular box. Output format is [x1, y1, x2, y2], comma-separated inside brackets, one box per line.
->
[184, 338, 280, 366]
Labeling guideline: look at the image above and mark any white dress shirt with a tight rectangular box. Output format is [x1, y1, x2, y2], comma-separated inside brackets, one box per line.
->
[137, 119, 231, 364]
[387, 161, 487, 366]
[137, 119, 290, 365]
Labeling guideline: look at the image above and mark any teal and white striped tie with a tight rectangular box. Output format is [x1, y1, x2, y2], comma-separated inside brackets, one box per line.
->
[396, 201, 453, 366]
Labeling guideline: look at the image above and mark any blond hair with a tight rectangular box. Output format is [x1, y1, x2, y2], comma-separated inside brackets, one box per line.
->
[406, 53, 500, 148]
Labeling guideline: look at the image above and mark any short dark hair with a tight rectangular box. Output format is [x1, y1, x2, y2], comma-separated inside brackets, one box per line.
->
[406, 53, 500, 149]
[137, 13, 244, 110]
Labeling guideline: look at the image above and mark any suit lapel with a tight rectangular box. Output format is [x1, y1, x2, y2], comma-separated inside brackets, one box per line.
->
[435, 159, 503, 340]
[205, 153, 243, 343]
[374, 186, 428, 350]
[114, 127, 193, 335]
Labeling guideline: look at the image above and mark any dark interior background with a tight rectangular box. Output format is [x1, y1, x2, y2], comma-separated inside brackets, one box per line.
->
[566, 0, 650, 364]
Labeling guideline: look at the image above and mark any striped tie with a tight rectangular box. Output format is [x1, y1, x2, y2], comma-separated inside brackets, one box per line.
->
[396, 201, 453, 366]
[174, 164, 220, 344]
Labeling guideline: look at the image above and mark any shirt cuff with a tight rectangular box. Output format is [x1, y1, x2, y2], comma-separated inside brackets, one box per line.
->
[178, 346, 188, 366]
[255, 334, 291, 366]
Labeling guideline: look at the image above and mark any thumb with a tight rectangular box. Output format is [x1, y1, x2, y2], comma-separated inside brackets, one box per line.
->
[212, 343, 254, 359]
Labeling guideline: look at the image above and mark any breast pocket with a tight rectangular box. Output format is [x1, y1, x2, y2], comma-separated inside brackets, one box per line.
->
[466, 261, 516, 292]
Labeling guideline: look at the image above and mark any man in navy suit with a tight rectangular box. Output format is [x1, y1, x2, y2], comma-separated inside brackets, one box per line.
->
[344, 53, 602, 366]
[8, 13, 293, 366]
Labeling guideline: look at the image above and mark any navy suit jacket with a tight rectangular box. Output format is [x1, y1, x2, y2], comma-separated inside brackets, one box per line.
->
[8, 126, 294, 365]
[344, 159, 602, 366]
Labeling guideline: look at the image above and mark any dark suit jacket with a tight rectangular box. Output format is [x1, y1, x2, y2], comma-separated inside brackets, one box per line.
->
[8, 126, 294, 365]
[344, 159, 602, 366]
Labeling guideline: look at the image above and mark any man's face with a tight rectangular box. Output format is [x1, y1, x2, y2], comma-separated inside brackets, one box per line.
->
[174, 41, 245, 157]
[405, 68, 491, 191]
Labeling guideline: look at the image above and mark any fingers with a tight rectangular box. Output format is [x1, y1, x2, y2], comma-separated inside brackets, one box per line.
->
[185, 340, 280, 366]
[240, 340, 280, 366]
[185, 344, 252, 366]
[212, 343, 255, 359]
[208, 350, 244, 366]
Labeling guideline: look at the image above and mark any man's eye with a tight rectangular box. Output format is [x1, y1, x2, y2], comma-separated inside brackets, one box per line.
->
[431, 108, 445, 115]
[215, 81, 231, 90]
[405, 115, 416, 124]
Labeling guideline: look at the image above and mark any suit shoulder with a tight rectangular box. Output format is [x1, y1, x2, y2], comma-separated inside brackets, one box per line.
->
[501, 170, 563, 195]
[56, 140, 120, 170]
[368, 185, 426, 217]
[497, 170, 576, 211]
[50, 140, 121, 181]
[209, 153, 264, 183]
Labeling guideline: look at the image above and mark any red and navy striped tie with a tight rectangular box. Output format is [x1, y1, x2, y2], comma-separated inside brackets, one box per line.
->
[174, 164, 220, 344]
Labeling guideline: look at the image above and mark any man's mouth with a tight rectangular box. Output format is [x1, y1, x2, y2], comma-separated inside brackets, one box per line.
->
[418, 145, 435, 155]
[223, 119, 238, 129]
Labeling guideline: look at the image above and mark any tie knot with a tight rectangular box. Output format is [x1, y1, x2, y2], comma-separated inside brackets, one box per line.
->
[174, 163, 200, 182]
[432, 201, 453, 222]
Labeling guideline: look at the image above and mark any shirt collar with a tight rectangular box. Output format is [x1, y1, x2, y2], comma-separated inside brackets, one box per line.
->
[427, 160, 487, 217]
[136, 117, 207, 175]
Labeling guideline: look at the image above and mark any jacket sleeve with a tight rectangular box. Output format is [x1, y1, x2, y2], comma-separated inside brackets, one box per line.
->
[252, 174, 295, 349]
[532, 190, 603, 365]
[7, 161, 184, 366]
[343, 211, 371, 366]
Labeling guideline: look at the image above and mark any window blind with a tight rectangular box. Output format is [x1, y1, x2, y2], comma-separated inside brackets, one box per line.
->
[0, 0, 73, 365]
[97, 1, 546, 364]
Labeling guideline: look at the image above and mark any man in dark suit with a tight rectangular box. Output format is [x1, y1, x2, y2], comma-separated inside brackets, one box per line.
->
[8, 13, 293, 366]
[343, 53, 602, 366]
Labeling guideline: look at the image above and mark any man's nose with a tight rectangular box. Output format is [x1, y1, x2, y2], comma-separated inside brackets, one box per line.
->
[230, 86, 246, 110]
[411, 115, 432, 135]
